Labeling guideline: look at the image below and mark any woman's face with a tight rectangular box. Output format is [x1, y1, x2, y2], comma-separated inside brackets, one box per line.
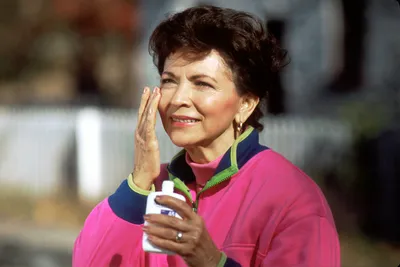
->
[158, 50, 242, 149]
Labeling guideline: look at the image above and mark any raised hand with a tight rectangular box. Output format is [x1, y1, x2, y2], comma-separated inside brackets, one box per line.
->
[132, 87, 162, 190]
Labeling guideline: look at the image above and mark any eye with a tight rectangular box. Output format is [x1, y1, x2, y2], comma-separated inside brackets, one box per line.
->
[160, 78, 174, 85]
[195, 81, 213, 89]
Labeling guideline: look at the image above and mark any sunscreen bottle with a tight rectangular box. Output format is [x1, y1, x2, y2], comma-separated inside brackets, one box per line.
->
[143, 180, 186, 254]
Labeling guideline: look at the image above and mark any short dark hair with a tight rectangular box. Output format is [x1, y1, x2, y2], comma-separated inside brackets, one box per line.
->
[149, 5, 288, 131]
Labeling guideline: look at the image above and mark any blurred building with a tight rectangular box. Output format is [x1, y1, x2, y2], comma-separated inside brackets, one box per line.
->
[0, 0, 138, 107]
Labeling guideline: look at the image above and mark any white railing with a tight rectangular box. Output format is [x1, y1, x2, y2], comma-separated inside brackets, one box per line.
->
[0, 107, 78, 196]
[0, 107, 352, 201]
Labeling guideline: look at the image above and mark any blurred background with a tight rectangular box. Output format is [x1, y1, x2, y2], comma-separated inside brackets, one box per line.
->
[0, 0, 399, 266]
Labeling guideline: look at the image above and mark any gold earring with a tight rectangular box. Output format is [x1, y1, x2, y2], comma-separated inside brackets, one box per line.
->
[237, 122, 243, 134]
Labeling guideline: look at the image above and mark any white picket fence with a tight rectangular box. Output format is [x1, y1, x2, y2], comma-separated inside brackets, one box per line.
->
[0, 107, 352, 201]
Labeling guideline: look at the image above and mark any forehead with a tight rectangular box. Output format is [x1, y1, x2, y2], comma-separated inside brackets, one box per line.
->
[163, 50, 233, 79]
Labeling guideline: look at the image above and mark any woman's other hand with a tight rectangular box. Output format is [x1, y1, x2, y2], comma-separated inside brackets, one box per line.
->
[143, 196, 222, 267]
[132, 87, 161, 190]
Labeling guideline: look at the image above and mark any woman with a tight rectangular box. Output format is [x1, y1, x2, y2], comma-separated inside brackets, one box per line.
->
[73, 5, 340, 267]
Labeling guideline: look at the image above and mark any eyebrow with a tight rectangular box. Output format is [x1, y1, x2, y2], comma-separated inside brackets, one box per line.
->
[162, 71, 218, 83]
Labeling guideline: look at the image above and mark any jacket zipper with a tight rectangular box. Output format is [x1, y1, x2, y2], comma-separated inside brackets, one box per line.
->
[171, 171, 235, 213]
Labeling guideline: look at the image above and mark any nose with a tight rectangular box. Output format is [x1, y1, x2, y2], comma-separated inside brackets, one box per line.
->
[170, 81, 192, 107]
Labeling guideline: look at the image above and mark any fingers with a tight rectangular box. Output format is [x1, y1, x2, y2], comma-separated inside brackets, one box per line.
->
[132, 86, 161, 184]
[137, 86, 159, 126]
[143, 213, 194, 256]
[143, 208, 209, 258]
[138, 87, 160, 137]
[155, 195, 195, 220]
[144, 213, 192, 232]
[143, 224, 187, 243]
[137, 87, 150, 125]
[145, 87, 161, 130]
[145, 235, 189, 256]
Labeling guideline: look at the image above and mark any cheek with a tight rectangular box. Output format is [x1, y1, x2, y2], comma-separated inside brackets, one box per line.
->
[158, 94, 169, 120]
[197, 94, 239, 117]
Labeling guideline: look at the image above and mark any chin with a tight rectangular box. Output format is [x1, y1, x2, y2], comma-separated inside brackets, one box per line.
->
[167, 131, 201, 148]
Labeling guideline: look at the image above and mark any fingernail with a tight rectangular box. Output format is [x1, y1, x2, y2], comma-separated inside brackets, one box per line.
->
[155, 196, 162, 203]
[143, 87, 148, 93]
[144, 215, 150, 220]
[142, 226, 148, 232]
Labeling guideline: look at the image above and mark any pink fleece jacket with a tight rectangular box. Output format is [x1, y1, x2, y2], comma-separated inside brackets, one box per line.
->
[73, 127, 340, 267]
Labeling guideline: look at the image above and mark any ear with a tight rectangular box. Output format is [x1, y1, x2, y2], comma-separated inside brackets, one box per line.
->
[234, 94, 259, 124]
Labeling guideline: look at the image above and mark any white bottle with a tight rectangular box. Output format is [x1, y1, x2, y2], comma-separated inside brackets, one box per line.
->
[143, 180, 186, 254]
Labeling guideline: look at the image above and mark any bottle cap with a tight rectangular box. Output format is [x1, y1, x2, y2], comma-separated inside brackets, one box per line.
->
[162, 180, 175, 194]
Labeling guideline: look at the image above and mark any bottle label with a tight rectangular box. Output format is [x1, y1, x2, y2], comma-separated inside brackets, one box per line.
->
[160, 209, 177, 217]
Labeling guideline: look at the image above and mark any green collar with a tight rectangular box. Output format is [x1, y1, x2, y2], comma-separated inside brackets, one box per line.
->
[167, 127, 268, 194]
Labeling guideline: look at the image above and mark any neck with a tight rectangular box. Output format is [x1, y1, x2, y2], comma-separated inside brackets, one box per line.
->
[185, 145, 229, 164]
[185, 127, 236, 164]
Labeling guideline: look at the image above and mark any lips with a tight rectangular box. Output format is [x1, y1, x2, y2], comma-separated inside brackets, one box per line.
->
[171, 115, 200, 123]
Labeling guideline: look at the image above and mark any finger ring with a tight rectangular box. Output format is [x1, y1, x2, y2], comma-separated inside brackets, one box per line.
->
[176, 231, 183, 242]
